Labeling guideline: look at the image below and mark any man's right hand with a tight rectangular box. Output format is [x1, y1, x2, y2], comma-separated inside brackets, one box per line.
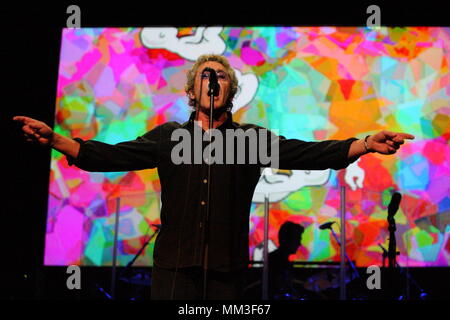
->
[13, 116, 55, 147]
[13, 116, 80, 158]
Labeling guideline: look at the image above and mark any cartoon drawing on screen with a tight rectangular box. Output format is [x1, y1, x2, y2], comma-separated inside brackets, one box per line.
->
[252, 158, 365, 203]
[140, 26, 258, 112]
[140, 27, 226, 60]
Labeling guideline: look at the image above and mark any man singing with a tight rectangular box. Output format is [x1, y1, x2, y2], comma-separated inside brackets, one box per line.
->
[14, 54, 414, 300]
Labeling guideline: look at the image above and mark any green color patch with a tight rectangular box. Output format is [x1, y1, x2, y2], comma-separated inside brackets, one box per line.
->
[84, 220, 106, 266]
[416, 230, 434, 247]
[285, 188, 312, 211]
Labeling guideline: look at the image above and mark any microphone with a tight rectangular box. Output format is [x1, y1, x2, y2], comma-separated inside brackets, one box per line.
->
[319, 221, 335, 230]
[388, 192, 402, 218]
[202, 67, 220, 97]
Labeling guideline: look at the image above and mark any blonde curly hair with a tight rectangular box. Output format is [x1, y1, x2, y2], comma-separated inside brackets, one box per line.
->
[185, 54, 239, 110]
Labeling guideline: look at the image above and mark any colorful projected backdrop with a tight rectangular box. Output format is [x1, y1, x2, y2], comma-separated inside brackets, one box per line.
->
[45, 27, 450, 267]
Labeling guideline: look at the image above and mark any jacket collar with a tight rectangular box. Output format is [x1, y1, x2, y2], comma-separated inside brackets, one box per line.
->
[181, 111, 235, 130]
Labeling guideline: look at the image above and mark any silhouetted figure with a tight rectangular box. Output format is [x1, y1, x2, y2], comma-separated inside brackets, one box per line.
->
[268, 222, 304, 299]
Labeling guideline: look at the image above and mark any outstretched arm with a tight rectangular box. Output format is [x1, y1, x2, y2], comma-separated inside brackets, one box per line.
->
[13, 116, 80, 158]
[348, 130, 415, 159]
[265, 127, 415, 171]
[13, 115, 160, 172]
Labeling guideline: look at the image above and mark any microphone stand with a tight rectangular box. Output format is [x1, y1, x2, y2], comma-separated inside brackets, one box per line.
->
[120, 227, 158, 299]
[121, 226, 159, 274]
[96, 226, 159, 300]
[378, 243, 388, 268]
[202, 76, 216, 300]
[387, 213, 397, 269]
[327, 226, 360, 282]
[385, 211, 427, 299]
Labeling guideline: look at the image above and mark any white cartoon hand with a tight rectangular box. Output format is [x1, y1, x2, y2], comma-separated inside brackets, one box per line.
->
[344, 159, 365, 191]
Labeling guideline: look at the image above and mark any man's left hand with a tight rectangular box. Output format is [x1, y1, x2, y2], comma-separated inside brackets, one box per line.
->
[367, 131, 415, 155]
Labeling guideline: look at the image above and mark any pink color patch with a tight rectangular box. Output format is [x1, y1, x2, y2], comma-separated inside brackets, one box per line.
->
[109, 41, 135, 83]
[241, 46, 265, 66]
[44, 205, 84, 265]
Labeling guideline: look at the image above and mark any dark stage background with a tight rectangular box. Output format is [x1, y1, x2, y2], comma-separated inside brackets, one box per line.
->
[1, 2, 449, 301]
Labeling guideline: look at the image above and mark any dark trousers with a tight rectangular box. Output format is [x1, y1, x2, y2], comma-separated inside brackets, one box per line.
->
[151, 266, 245, 300]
